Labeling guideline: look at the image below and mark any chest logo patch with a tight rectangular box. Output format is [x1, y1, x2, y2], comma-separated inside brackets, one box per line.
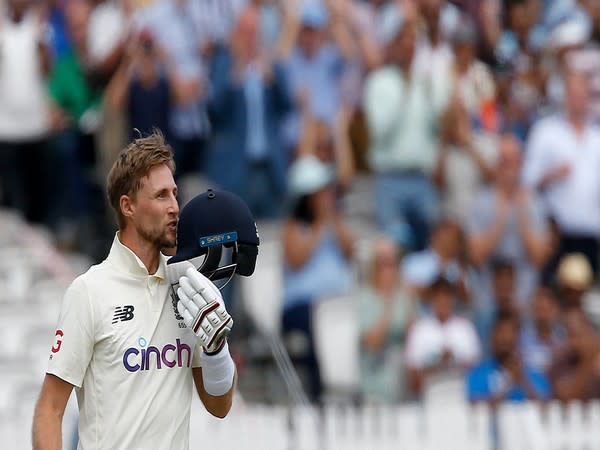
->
[112, 305, 135, 324]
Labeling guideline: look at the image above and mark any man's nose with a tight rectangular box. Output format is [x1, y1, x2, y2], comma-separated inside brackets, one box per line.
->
[169, 194, 179, 215]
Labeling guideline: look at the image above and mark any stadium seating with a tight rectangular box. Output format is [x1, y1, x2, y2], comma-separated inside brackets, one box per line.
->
[312, 294, 360, 400]
[239, 239, 284, 336]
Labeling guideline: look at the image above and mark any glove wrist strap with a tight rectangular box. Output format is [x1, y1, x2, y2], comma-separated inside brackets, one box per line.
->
[201, 342, 236, 396]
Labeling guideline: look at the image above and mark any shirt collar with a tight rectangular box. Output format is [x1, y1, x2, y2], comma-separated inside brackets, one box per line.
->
[107, 232, 167, 280]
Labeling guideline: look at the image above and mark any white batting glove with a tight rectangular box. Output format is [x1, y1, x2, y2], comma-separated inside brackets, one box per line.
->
[176, 267, 233, 354]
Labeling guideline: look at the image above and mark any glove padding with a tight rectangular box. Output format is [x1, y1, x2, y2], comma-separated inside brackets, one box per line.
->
[176, 266, 233, 354]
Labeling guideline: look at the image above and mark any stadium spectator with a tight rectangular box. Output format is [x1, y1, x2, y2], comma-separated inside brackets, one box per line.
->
[555, 253, 594, 310]
[544, 16, 591, 114]
[450, 17, 498, 134]
[519, 286, 565, 374]
[188, 0, 246, 51]
[405, 276, 480, 396]
[344, 0, 399, 71]
[413, 0, 458, 98]
[467, 312, 552, 405]
[136, 0, 212, 179]
[524, 69, 600, 278]
[280, 0, 357, 152]
[434, 96, 496, 223]
[358, 238, 416, 404]
[47, 0, 107, 248]
[467, 133, 550, 313]
[282, 154, 354, 401]
[475, 259, 520, 354]
[105, 28, 202, 142]
[364, 13, 449, 250]
[549, 307, 600, 401]
[87, 0, 131, 181]
[492, 0, 547, 69]
[206, 4, 292, 218]
[0, 0, 52, 224]
[296, 107, 355, 191]
[401, 218, 468, 302]
[105, 29, 169, 140]
[87, 0, 127, 78]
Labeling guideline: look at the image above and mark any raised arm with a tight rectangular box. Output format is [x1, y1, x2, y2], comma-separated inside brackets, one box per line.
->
[32, 374, 74, 450]
[105, 53, 134, 112]
[515, 191, 551, 268]
[324, 0, 357, 62]
[283, 219, 325, 269]
[276, 0, 301, 61]
[333, 106, 356, 190]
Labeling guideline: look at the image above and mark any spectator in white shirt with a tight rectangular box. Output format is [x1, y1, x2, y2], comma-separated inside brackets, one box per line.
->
[405, 276, 481, 396]
[523, 69, 600, 277]
[0, 0, 52, 224]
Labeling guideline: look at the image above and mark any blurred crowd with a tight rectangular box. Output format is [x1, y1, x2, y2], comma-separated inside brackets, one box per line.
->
[2, 0, 600, 407]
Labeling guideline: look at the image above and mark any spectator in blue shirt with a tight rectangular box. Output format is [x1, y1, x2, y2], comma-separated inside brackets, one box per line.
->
[467, 312, 552, 405]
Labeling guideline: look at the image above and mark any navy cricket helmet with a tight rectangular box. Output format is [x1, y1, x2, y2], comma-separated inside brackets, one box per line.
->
[168, 189, 260, 286]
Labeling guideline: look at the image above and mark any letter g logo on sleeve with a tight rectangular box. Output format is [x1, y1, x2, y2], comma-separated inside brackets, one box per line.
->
[51, 329, 64, 354]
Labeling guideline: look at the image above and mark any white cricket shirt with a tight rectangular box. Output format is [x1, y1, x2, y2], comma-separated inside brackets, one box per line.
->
[523, 115, 600, 235]
[47, 234, 202, 450]
[404, 316, 481, 369]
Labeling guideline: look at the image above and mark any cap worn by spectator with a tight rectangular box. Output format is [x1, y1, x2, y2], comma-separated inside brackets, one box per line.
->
[557, 253, 593, 290]
[301, 2, 329, 29]
[287, 154, 335, 197]
[547, 17, 591, 51]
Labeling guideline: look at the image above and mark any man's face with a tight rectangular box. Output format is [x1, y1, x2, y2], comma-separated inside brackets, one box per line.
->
[454, 41, 475, 68]
[496, 135, 522, 187]
[419, 0, 442, 26]
[388, 25, 417, 66]
[532, 288, 558, 326]
[299, 26, 323, 57]
[492, 320, 518, 362]
[432, 222, 461, 259]
[8, 0, 29, 20]
[565, 72, 590, 118]
[128, 164, 179, 249]
[493, 267, 515, 305]
[431, 288, 454, 322]
[66, 1, 91, 48]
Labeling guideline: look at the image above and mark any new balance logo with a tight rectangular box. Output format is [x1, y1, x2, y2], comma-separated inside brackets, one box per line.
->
[112, 305, 135, 324]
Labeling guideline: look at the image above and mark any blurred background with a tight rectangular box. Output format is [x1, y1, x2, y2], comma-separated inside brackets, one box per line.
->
[2, 0, 600, 448]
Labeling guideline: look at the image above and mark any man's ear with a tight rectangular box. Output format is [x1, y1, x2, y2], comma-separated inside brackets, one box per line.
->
[120, 194, 134, 220]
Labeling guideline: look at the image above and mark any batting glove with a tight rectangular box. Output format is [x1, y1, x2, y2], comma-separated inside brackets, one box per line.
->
[177, 267, 233, 354]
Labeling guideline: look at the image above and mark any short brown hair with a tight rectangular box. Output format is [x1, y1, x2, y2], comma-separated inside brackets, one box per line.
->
[107, 130, 175, 229]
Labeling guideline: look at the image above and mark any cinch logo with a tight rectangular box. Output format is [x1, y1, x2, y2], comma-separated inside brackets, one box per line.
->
[123, 337, 192, 372]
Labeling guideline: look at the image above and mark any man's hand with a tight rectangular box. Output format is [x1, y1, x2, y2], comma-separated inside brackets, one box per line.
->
[176, 267, 233, 354]
[540, 162, 571, 189]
